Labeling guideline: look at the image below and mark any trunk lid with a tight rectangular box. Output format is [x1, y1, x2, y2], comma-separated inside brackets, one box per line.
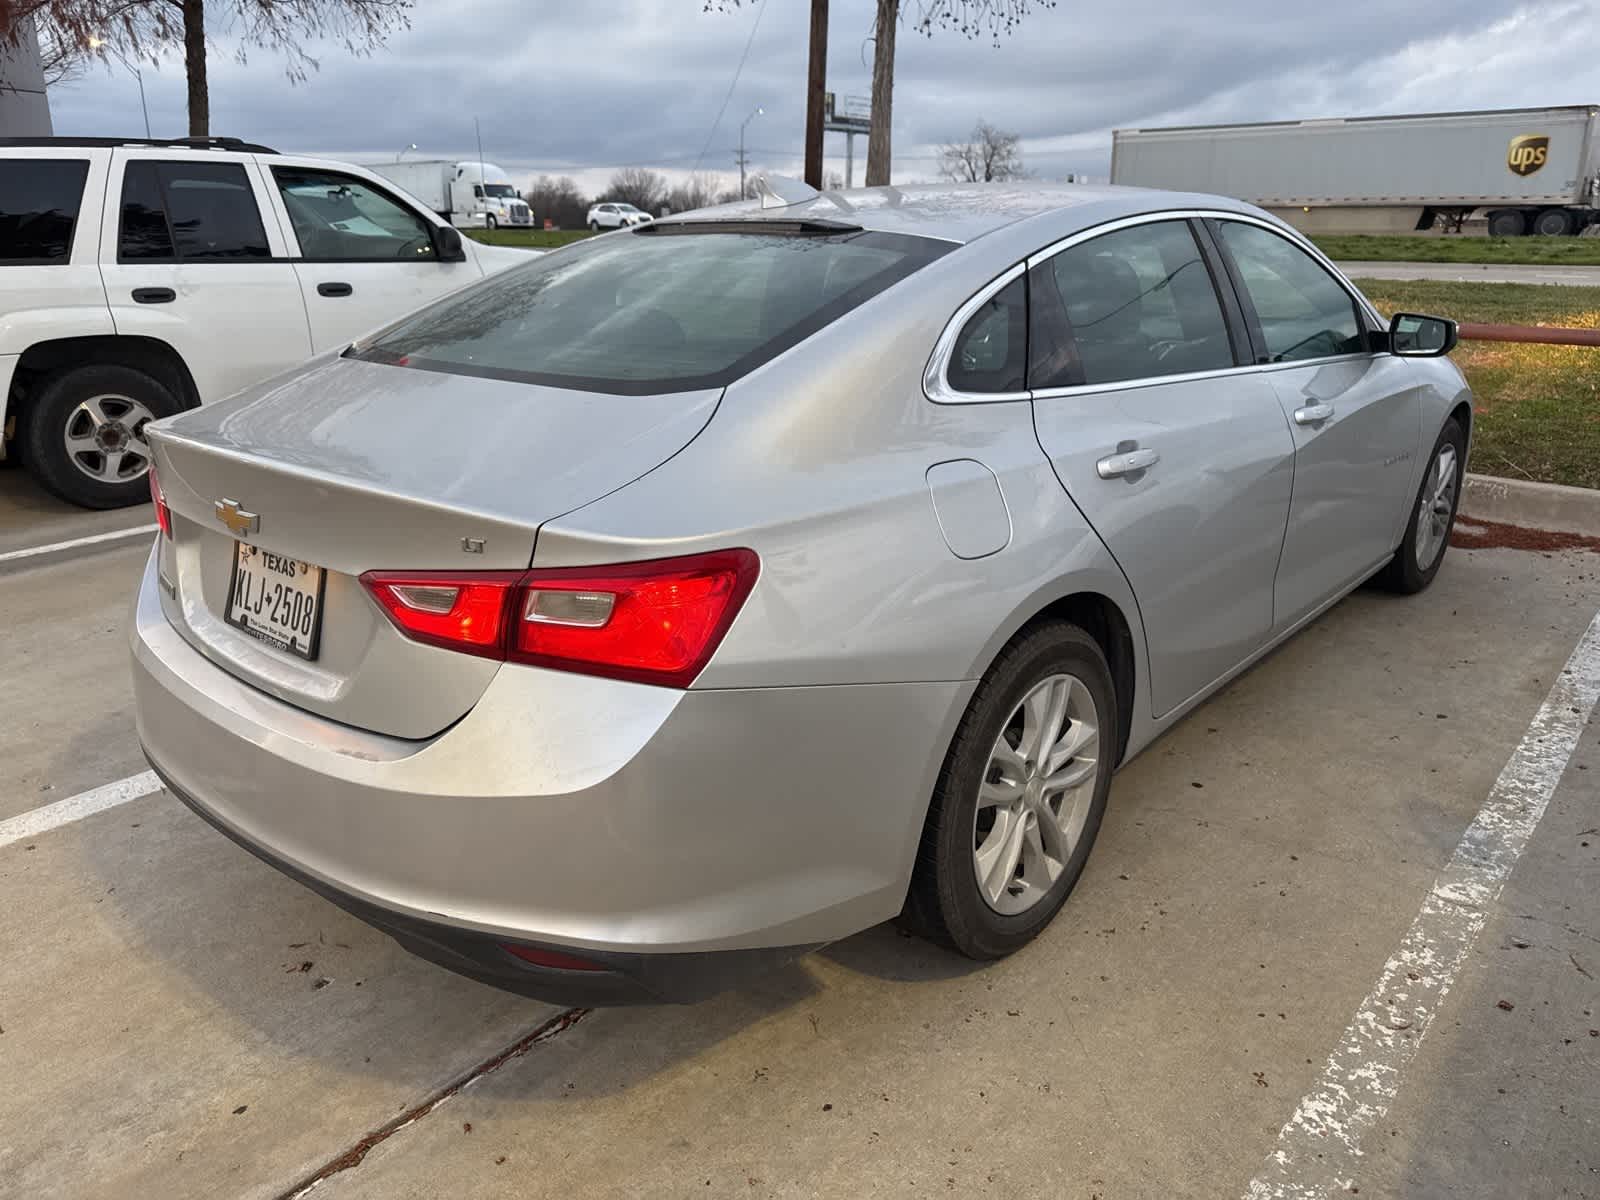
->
[150, 356, 720, 739]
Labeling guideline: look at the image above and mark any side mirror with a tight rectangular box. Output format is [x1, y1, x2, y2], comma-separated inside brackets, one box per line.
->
[1389, 312, 1457, 357]
[430, 223, 466, 263]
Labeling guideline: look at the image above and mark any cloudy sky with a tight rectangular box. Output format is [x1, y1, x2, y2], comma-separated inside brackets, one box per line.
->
[45, 0, 1600, 196]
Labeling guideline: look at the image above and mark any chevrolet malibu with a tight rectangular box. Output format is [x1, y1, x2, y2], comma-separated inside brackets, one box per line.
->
[132, 184, 1469, 1004]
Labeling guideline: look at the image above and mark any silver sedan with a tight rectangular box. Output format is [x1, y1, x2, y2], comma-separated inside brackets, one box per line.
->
[131, 183, 1470, 1004]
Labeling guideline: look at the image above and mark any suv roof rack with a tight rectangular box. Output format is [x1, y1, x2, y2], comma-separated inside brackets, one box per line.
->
[0, 135, 278, 154]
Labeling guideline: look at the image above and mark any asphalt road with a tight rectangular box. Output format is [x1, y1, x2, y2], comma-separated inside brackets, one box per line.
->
[1339, 260, 1600, 286]
[1, 498, 1597, 1200]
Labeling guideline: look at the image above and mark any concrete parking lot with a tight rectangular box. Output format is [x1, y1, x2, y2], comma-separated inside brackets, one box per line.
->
[1, 479, 1596, 1200]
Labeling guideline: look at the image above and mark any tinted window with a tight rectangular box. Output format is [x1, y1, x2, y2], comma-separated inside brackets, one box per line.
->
[1218, 222, 1364, 362]
[274, 168, 435, 261]
[358, 228, 949, 394]
[948, 276, 1026, 394]
[119, 161, 270, 260]
[1030, 220, 1234, 389]
[0, 159, 89, 264]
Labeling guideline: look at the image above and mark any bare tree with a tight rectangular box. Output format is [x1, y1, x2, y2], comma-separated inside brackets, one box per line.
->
[1, 0, 411, 136]
[665, 172, 721, 214]
[938, 119, 1023, 182]
[866, 1, 1054, 186]
[523, 174, 588, 229]
[606, 166, 668, 214]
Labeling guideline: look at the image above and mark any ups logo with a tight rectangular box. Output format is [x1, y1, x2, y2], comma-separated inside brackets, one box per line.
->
[1508, 134, 1549, 177]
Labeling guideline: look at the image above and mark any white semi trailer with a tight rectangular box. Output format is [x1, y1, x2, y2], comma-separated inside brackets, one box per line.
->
[367, 159, 533, 230]
[1110, 105, 1600, 236]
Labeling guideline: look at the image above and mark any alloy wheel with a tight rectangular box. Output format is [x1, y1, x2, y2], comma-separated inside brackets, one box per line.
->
[62, 394, 156, 484]
[1414, 442, 1458, 571]
[972, 673, 1101, 916]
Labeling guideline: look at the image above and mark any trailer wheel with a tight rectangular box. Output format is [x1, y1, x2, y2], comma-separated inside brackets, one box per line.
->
[1487, 210, 1527, 238]
[1533, 208, 1575, 237]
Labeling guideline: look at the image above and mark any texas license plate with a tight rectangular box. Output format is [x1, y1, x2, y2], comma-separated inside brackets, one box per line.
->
[225, 541, 326, 661]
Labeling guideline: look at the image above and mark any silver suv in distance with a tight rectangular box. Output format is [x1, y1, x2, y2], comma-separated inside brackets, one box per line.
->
[131, 184, 1470, 1004]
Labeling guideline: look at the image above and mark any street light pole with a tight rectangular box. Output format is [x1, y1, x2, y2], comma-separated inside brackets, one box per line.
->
[739, 106, 763, 200]
[90, 38, 150, 138]
[398, 142, 417, 162]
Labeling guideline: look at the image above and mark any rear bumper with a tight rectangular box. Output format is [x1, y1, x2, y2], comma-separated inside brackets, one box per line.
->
[130, 548, 969, 1001]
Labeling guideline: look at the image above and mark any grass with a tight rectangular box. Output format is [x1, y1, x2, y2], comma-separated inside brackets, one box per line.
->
[464, 228, 594, 249]
[1315, 234, 1600, 266]
[1354, 278, 1600, 489]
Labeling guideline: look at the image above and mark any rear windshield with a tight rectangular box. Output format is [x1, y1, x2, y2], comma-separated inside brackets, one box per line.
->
[355, 226, 951, 394]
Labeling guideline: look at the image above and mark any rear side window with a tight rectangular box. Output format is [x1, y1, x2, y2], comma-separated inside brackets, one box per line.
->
[119, 161, 270, 261]
[1030, 220, 1235, 389]
[0, 159, 90, 264]
[1217, 222, 1364, 362]
[358, 227, 950, 394]
[948, 276, 1026, 394]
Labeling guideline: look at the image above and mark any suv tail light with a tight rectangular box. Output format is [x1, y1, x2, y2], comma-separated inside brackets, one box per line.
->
[360, 549, 758, 688]
[149, 467, 172, 538]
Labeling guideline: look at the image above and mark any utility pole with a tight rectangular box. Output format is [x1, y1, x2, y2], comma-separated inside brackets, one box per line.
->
[738, 106, 762, 199]
[803, 0, 828, 190]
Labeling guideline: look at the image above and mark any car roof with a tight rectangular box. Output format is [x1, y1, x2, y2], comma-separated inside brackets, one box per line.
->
[662, 182, 1266, 246]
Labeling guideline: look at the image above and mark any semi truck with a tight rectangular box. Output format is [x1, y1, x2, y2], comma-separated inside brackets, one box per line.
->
[367, 159, 532, 230]
[1110, 105, 1600, 236]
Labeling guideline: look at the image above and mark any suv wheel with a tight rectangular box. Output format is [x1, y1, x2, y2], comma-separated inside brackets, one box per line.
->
[900, 620, 1118, 959]
[21, 363, 180, 509]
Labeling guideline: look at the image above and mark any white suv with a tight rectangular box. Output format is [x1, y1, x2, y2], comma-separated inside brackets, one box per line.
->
[0, 136, 529, 508]
[586, 202, 653, 230]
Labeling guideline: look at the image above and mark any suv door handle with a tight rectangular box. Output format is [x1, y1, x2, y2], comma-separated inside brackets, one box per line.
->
[316, 281, 353, 298]
[1294, 402, 1335, 425]
[1096, 447, 1161, 479]
[131, 287, 175, 304]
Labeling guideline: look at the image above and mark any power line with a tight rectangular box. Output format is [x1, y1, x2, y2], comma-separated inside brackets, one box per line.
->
[691, 0, 772, 176]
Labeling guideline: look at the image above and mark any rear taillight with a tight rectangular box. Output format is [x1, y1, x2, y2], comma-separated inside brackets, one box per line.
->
[360, 549, 758, 688]
[148, 467, 172, 539]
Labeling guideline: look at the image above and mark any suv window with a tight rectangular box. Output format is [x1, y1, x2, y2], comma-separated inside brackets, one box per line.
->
[273, 167, 436, 261]
[948, 276, 1026, 394]
[1030, 220, 1234, 389]
[119, 161, 271, 261]
[357, 227, 950, 394]
[1217, 222, 1364, 363]
[0, 159, 90, 264]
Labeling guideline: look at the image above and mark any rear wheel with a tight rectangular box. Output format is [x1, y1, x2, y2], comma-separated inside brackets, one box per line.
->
[1375, 417, 1465, 594]
[900, 621, 1117, 959]
[19, 363, 179, 508]
[1533, 208, 1574, 237]
[1487, 209, 1527, 238]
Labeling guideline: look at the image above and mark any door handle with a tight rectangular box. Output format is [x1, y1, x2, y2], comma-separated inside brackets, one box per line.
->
[1096, 447, 1161, 479]
[1294, 402, 1335, 425]
[131, 287, 175, 304]
[316, 281, 354, 297]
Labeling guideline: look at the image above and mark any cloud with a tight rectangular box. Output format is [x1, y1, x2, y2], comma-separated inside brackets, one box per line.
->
[46, 0, 1600, 193]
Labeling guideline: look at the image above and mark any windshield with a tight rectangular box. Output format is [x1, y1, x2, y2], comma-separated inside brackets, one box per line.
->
[479, 183, 517, 199]
[356, 226, 951, 394]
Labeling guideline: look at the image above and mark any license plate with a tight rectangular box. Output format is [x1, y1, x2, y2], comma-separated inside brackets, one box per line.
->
[225, 541, 326, 661]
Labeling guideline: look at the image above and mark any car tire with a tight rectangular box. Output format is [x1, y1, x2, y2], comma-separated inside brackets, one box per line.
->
[589, 221, 600, 231]
[484, 215, 497, 231]
[1374, 416, 1466, 595]
[1487, 209, 1526, 238]
[900, 620, 1118, 960]
[19, 363, 179, 509]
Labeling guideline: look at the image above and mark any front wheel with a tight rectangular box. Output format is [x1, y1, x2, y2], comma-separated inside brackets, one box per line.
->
[20, 363, 180, 508]
[484, 215, 497, 231]
[589, 221, 600, 231]
[900, 620, 1118, 959]
[1375, 417, 1465, 594]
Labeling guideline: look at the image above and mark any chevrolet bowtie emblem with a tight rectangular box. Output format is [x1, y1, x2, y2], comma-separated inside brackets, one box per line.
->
[214, 498, 259, 537]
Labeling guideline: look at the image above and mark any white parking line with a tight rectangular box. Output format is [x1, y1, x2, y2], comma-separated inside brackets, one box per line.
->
[0, 771, 164, 851]
[1247, 607, 1600, 1199]
[0, 523, 158, 566]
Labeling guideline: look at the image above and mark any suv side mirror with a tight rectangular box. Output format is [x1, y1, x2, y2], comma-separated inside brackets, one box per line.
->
[1389, 312, 1457, 357]
[431, 223, 466, 263]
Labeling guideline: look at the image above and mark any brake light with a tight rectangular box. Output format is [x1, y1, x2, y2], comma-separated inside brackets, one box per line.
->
[359, 549, 758, 688]
[501, 943, 608, 972]
[360, 571, 523, 659]
[148, 467, 172, 538]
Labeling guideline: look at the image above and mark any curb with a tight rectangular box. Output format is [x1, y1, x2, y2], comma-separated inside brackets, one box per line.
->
[1459, 473, 1600, 536]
